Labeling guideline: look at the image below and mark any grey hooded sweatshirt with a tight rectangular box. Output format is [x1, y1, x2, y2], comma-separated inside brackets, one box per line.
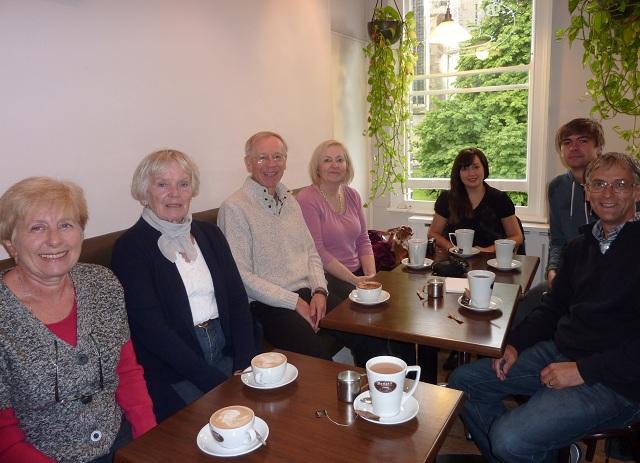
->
[547, 171, 596, 273]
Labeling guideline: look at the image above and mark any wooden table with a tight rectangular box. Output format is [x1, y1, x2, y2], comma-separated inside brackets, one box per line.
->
[321, 271, 520, 358]
[394, 250, 540, 295]
[115, 351, 464, 463]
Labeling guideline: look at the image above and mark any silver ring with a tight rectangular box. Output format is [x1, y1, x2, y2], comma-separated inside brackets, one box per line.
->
[547, 382, 553, 388]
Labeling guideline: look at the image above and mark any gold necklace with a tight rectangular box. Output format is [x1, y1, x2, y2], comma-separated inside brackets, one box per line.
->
[318, 185, 344, 214]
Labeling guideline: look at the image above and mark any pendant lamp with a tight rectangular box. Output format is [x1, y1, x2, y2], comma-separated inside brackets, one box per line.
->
[429, 3, 471, 47]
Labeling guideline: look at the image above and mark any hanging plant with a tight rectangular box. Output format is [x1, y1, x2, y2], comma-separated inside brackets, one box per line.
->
[557, 0, 640, 156]
[363, 2, 418, 204]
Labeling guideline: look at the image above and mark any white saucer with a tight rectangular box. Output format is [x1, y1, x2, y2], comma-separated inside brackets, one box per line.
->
[457, 295, 503, 312]
[401, 257, 434, 269]
[348, 289, 391, 306]
[353, 390, 419, 425]
[487, 258, 522, 271]
[241, 363, 298, 389]
[197, 416, 269, 457]
[449, 246, 481, 258]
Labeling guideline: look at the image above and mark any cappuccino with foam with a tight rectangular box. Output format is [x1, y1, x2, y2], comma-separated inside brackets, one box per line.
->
[209, 405, 256, 449]
[251, 352, 288, 385]
[251, 352, 286, 369]
[210, 405, 253, 429]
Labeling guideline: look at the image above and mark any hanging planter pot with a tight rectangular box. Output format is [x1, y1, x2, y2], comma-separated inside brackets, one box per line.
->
[367, 19, 403, 44]
[363, 1, 418, 204]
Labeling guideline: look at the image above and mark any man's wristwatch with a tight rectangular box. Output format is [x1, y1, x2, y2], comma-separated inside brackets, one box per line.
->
[312, 287, 328, 298]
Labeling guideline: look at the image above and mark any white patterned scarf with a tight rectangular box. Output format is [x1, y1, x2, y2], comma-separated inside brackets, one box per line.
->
[141, 207, 197, 263]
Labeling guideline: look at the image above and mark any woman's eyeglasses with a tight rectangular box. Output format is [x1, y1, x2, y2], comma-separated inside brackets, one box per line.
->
[53, 332, 104, 404]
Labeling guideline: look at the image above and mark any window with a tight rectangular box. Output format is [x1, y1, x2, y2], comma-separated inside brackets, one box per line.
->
[394, 0, 552, 222]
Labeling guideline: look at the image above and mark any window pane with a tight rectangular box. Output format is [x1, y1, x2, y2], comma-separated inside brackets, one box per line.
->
[409, 0, 533, 183]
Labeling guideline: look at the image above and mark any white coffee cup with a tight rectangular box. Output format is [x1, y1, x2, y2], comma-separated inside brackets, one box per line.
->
[407, 238, 428, 265]
[494, 239, 516, 268]
[467, 270, 496, 309]
[356, 281, 382, 302]
[209, 405, 256, 449]
[365, 355, 421, 418]
[449, 229, 475, 254]
[251, 352, 287, 385]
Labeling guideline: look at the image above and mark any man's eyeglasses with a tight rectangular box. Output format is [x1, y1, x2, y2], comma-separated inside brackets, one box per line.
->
[586, 179, 637, 194]
[255, 153, 286, 164]
[54, 332, 104, 404]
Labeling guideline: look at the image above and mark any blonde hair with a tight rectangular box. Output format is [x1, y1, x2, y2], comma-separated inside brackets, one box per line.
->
[131, 149, 200, 204]
[308, 140, 354, 185]
[244, 131, 288, 157]
[0, 177, 88, 242]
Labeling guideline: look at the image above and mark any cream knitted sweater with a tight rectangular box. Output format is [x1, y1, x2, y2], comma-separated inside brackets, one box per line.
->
[218, 177, 326, 310]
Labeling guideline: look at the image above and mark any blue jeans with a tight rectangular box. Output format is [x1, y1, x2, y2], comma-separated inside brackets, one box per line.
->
[171, 318, 233, 405]
[448, 340, 640, 463]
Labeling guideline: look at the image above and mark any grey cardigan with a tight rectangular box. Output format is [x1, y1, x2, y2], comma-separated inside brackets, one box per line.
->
[0, 264, 130, 462]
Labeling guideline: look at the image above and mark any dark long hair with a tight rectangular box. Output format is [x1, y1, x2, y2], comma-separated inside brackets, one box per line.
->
[448, 147, 489, 224]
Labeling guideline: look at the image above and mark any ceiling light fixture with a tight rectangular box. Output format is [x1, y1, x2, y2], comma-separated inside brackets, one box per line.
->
[429, 3, 472, 47]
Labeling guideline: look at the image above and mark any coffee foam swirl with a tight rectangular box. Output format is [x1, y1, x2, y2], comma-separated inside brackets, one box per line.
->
[252, 352, 285, 368]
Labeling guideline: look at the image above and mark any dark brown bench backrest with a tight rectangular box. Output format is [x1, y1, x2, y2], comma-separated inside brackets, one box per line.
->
[0, 208, 219, 272]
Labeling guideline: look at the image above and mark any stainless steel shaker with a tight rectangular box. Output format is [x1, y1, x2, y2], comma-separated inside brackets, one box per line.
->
[425, 276, 445, 298]
[336, 370, 363, 403]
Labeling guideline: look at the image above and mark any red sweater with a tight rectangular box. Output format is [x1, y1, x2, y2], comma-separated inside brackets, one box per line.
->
[0, 302, 156, 462]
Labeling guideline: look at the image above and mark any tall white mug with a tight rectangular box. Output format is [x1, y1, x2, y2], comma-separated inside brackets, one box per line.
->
[407, 238, 428, 265]
[449, 229, 474, 254]
[467, 270, 495, 309]
[366, 356, 421, 418]
[494, 239, 516, 268]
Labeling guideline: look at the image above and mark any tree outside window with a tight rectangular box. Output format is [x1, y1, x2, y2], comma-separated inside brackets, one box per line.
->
[406, 0, 533, 207]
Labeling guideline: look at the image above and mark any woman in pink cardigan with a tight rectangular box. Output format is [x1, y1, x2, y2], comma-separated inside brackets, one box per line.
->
[297, 140, 375, 300]
[298, 140, 434, 381]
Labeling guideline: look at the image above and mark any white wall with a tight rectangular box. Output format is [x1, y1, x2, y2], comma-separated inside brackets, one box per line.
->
[329, 0, 370, 200]
[0, 0, 333, 258]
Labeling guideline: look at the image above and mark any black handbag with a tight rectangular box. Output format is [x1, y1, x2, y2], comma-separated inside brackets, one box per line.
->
[431, 256, 469, 277]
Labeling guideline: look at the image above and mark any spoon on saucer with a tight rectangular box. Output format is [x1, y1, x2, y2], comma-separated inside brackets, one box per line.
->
[354, 409, 380, 421]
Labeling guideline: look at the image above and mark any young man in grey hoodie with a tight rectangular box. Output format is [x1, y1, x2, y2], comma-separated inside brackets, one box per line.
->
[546, 118, 604, 287]
[512, 118, 603, 328]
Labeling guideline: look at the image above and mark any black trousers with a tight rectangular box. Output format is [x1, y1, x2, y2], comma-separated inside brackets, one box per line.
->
[250, 288, 408, 367]
[251, 288, 417, 369]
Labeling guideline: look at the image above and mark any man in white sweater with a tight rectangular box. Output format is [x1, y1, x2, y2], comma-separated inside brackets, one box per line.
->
[218, 131, 387, 365]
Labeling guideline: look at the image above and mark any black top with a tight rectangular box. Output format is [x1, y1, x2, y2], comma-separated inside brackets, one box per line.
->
[111, 218, 259, 421]
[508, 220, 640, 402]
[434, 184, 515, 247]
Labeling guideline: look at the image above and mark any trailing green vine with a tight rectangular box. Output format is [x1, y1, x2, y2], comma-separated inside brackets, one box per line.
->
[557, 0, 640, 156]
[363, 5, 418, 204]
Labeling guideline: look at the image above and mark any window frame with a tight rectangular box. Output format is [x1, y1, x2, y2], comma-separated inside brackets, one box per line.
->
[389, 0, 552, 223]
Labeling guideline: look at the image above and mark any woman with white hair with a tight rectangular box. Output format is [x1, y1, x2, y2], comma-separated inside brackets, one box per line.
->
[112, 150, 258, 421]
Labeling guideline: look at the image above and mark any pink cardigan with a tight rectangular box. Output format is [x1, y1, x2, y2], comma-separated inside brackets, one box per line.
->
[297, 185, 373, 272]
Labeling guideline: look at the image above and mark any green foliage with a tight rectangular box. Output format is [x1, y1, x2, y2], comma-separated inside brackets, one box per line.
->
[557, 0, 640, 157]
[412, 0, 532, 182]
[364, 7, 419, 204]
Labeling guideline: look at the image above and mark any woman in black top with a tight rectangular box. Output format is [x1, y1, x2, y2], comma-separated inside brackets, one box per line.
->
[428, 148, 523, 252]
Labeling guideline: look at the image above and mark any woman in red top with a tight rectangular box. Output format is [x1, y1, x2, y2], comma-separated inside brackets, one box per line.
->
[0, 177, 156, 463]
